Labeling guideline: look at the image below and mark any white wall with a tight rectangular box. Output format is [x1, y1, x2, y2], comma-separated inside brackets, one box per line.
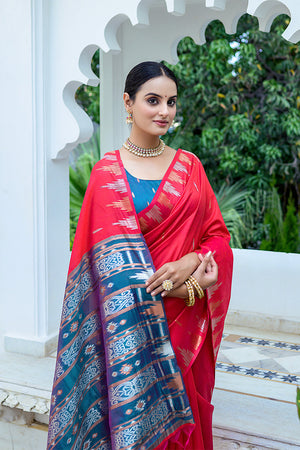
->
[228, 249, 300, 332]
[0, 1, 36, 349]
[0, 0, 69, 356]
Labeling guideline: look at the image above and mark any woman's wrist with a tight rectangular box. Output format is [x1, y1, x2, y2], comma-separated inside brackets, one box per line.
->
[188, 276, 204, 299]
[178, 252, 201, 273]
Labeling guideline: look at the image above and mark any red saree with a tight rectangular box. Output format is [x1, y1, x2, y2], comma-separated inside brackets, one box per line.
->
[122, 149, 233, 449]
[47, 148, 233, 450]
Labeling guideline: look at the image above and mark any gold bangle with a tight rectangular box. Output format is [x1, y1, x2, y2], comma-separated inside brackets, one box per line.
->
[188, 276, 204, 299]
[184, 279, 195, 307]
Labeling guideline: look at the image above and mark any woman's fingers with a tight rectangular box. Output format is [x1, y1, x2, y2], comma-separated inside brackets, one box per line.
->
[145, 263, 177, 296]
[192, 251, 218, 289]
[146, 266, 164, 286]
[146, 259, 190, 295]
[199, 250, 212, 271]
[198, 251, 214, 272]
[197, 253, 204, 263]
[209, 254, 217, 269]
[206, 255, 218, 286]
[147, 276, 175, 295]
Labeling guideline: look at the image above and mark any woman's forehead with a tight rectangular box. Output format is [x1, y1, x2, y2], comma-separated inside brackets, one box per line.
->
[138, 76, 177, 96]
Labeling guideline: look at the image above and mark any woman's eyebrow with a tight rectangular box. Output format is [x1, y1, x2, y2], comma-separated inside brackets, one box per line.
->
[144, 92, 178, 98]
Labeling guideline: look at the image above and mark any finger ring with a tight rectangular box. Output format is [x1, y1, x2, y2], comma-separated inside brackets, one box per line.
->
[162, 279, 174, 291]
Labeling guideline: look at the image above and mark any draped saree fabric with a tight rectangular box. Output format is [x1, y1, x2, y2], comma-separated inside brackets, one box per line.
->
[47, 149, 233, 450]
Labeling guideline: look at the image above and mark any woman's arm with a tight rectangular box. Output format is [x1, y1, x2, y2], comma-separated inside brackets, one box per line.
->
[145, 251, 218, 298]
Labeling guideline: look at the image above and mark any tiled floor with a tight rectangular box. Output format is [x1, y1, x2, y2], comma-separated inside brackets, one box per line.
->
[217, 332, 300, 386]
[1, 325, 300, 449]
[213, 326, 300, 449]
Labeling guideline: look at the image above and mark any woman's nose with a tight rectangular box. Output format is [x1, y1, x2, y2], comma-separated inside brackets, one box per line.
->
[159, 102, 169, 116]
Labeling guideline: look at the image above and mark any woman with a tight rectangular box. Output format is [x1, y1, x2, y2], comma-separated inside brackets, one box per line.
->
[47, 61, 233, 450]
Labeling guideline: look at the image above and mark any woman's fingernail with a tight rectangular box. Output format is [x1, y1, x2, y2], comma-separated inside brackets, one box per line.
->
[206, 250, 212, 257]
[146, 288, 150, 293]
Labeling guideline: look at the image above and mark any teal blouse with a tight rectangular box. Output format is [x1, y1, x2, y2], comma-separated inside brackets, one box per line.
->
[125, 169, 162, 214]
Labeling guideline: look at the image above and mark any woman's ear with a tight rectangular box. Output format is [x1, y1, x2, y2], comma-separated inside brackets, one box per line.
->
[123, 92, 133, 112]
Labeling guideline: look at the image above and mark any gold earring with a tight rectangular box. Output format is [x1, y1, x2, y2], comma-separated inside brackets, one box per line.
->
[126, 112, 133, 124]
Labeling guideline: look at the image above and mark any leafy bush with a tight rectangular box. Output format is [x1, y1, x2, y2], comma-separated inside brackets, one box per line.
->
[215, 182, 250, 248]
[163, 13, 300, 221]
[69, 132, 100, 248]
[260, 191, 300, 252]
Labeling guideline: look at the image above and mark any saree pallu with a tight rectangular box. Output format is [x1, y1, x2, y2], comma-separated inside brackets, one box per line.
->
[47, 149, 233, 450]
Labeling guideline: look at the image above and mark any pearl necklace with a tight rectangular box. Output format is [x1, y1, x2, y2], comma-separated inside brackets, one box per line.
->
[123, 138, 165, 157]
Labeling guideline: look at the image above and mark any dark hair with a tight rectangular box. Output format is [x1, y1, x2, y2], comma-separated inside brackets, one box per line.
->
[124, 61, 178, 100]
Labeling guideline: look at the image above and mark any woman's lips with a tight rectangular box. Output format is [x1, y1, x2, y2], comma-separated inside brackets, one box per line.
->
[154, 120, 168, 127]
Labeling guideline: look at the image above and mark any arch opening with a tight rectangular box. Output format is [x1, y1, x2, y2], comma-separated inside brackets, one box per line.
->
[69, 9, 299, 253]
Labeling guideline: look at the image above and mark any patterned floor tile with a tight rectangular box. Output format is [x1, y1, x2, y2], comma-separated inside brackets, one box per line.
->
[216, 361, 300, 385]
[217, 333, 300, 385]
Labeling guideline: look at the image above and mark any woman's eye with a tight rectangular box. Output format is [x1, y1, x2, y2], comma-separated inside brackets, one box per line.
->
[147, 98, 158, 105]
[168, 99, 176, 106]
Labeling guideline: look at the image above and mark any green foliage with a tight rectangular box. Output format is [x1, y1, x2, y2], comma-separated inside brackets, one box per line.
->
[75, 50, 100, 123]
[242, 188, 270, 248]
[282, 194, 300, 252]
[260, 189, 284, 251]
[164, 14, 300, 218]
[69, 132, 100, 248]
[215, 182, 249, 248]
[260, 190, 300, 252]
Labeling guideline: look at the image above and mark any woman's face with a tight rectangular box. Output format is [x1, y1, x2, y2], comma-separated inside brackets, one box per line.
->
[124, 75, 177, 137]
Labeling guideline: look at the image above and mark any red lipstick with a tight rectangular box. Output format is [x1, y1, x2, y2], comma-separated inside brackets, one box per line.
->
[154, 120, 168, 127]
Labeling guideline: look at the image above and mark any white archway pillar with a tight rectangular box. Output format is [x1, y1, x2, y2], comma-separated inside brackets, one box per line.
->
[0, 0, 70, 356]
[99, 52, 125, 154]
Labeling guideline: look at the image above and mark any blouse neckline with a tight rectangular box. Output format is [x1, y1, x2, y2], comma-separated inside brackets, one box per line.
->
[116, 148, 183, 218]
[125, 168, 162, 183]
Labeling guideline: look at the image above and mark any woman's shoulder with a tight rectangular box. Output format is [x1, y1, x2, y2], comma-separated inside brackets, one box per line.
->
[178, 148, 202, 165]
[176, 149, 208, 180]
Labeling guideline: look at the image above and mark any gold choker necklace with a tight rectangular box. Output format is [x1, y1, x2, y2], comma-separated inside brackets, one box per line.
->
[123, 138, 165, 157]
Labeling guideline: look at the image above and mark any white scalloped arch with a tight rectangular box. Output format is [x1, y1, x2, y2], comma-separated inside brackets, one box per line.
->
[52, 0, 300, 159]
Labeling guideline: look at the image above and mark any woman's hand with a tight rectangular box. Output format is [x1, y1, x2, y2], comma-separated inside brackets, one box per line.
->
[192, 251, 218, 290]
[166, 252, 218, 298]
[145, 252, 200, 297]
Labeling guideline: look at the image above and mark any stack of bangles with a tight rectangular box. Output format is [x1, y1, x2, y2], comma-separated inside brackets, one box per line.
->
[184, 276, 204, 307]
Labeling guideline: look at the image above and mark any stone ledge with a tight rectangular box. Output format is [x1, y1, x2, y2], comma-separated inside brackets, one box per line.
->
[4, 333, 58, 358]
[226, 310, 300, 336]
[0, 350, 54, 425]
[0, 386, 50, 416]
[0, 405, 48, 427]
[213, 426, 300, 450]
